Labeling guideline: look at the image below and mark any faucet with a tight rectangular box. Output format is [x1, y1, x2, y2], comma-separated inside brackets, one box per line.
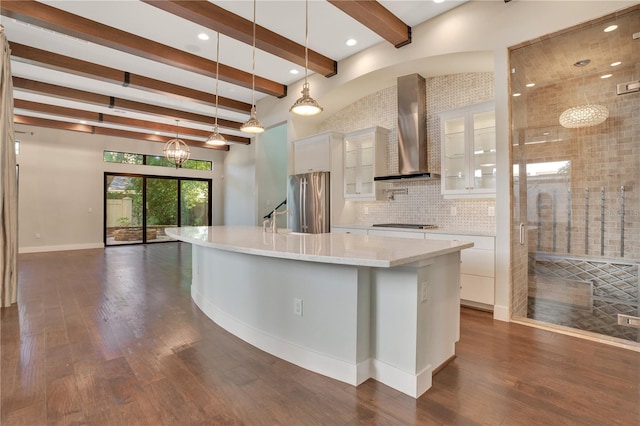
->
[270, 209, 289, 233]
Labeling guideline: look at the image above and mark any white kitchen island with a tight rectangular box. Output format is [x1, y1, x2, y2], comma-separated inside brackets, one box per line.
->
[165, 226, 473, 398]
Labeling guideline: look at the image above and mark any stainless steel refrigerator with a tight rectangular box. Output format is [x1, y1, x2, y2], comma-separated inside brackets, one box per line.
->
[287, 172, 330, 234]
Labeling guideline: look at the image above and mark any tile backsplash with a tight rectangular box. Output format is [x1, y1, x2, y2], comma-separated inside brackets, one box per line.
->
[318, 72, 497, 234]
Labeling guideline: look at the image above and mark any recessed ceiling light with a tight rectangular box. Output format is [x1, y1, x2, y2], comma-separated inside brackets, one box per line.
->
[198, 33, 210, 41]
[604, 24, 618, 33]
[526, 83, 535, 88]
[611, 61, 622, 67]
[512, 93, 521, 97]
[345, 38, 357, 47]
[79, 120, 87, 124]
[155, 131, 160, 135]
[290, 69, 300, 75]
[433, 0, 446, 3]
[600, 74, 612, 79]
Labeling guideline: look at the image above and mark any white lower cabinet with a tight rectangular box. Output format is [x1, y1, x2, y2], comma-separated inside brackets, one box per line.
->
[333, 226, 496, 310]
[422, 233, 495, 309]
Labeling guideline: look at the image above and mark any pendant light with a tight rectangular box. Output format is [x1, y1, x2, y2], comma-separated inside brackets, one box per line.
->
[163, 120, 190, 168]
[290, 0, 323, 116]
[240, 0, 265, 134]
[559, 59, 609, 128]
[206, 31, 227, 146]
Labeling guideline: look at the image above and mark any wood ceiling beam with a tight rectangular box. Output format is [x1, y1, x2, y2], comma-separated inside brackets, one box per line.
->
[14, 115, 230, 151]
[142, 0, 337, 78]
[327, 1, 411, 48]
[14, 99, 250, 145]
[0, 0, 286, 97]
[10, 43, 251, 114]
[13, 77, 244, 132]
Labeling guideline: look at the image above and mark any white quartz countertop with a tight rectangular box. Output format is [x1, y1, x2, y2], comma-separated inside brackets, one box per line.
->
[166, 226, 473, 268]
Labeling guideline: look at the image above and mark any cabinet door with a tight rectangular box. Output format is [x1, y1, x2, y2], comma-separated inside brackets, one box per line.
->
[294, 136, 330, 174]
[440, 102, 496, 198]
[343, 127, 388, 201]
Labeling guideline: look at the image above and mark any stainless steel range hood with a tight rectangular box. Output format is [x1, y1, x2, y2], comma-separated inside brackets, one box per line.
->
[374, 74, 440, 182]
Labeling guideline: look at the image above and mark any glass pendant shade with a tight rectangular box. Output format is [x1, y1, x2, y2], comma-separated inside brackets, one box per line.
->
[240, 106, 264, 134]
[163, 138, 190, 168]
[205, 124, 227, 146]
[559, 104, 609, 128]
[290, 82, 323, 116]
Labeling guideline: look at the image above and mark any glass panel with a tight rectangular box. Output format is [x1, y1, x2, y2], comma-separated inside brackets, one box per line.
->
[181, 180, 209, 226]
[443, 116, 466, 191]
[105, 175, 143, 246]
[146, 178, 178, 243]
[510, 6, 640, 345]
[473, 110, 496, 189]
[104, 151, 143, 165]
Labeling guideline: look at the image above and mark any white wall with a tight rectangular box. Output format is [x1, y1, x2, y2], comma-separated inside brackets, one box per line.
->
[255, 123, 288, 227]
[222, 139, 256, 225]
[15, 125, 225, 252]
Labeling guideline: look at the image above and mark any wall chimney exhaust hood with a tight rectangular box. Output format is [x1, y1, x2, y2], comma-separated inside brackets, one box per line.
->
[374, 74, 440, 182]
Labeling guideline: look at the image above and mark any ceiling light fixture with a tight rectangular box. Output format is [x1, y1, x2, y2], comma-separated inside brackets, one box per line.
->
[206, 32, 227, 146]
[164, 120, 191, 168]
[559, 58, 609, 128]
[240, 0, 265, 134]
[512, 93, 521, 97]
[345, 38, 357, 47]
[611, 61, 622, 67]
[198, 33, 209, 41]
[290, 0, 323, 116]
[290, 69, 300, 75]
[600, 74, 612, 79]
[525, 83, 536, 88]
[604, 24, 618, 33]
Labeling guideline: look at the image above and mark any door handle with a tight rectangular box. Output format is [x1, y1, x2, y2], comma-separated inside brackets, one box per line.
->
[519, 223, 525, 245]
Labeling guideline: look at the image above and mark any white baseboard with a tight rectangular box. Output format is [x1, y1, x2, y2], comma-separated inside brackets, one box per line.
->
[19, 242, 104, 254]
[370, 359, 432, 398]
[493, 304, 510, 322]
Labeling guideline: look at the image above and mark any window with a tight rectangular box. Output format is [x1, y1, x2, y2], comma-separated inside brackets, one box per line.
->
[104, 150, 212, 171]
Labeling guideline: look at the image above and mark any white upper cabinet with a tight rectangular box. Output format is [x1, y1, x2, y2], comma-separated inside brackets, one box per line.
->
[293, 131, 342, 174]
[440, 101, 496, 198]
[343, 126, 388, 201]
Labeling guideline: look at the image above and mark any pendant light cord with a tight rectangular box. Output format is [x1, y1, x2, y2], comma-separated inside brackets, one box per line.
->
[304, 0, 309, 84]
[251, 0, 257, 109]
[214, 32, 220, 127]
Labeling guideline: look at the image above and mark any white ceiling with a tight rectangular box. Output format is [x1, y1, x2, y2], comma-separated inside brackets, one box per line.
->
[2, 0, 469, 142]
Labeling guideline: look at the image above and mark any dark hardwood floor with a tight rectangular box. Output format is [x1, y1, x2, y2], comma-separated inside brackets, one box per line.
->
[2, 243, 639, 425]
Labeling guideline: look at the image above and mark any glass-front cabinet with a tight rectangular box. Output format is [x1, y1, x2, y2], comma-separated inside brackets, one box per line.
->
[343, 126, 388, 201]
[440, 101, 496, 198]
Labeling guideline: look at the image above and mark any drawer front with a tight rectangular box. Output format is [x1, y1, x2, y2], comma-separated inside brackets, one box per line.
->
[423, 233, 494, 250]
[461, 274, 495, 305]
[332, 227, 368, 235]
[367, 229, 425, 239]
[460, 249, 495, 277]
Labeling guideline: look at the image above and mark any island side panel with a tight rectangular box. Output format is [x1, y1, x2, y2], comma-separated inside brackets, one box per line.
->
[190, 244, 371, 385]
[370, 252, 461, 398]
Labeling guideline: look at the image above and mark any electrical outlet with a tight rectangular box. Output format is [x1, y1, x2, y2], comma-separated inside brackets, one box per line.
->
[364, 206, 369, 215]
[420, 281, 428, 302]
[450, 206, 457, 216]
[488, 206, 495, 217]
[293, 298, 303, 316]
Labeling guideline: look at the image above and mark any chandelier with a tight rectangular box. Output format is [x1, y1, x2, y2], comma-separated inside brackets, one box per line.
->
[559, 104, 609, 129]
[163, 120, 190, 168]
[559, 58, 609, 129]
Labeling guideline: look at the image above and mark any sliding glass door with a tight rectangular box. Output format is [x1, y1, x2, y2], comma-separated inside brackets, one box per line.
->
[105, 173, 211, 246]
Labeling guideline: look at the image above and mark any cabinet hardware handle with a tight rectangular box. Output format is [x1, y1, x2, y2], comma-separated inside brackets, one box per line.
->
[519, 223, 525, 245]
